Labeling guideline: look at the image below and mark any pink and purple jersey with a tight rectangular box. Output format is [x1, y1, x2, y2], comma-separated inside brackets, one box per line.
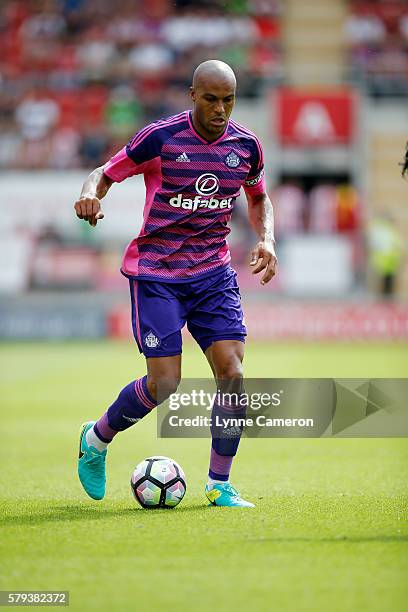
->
[103, 110, 266, 282]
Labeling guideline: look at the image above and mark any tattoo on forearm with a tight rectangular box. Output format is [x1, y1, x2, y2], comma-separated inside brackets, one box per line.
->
[250, 195, 275, 243]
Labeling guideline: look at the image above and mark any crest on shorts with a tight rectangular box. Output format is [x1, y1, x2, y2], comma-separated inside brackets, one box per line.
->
[224, 151, 240, 168]
[144, 330, 160, 349]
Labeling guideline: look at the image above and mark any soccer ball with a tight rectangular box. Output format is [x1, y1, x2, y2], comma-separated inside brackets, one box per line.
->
[130, 456, 186, 509]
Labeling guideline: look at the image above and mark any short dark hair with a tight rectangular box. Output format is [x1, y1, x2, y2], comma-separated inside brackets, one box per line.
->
[401, 142, 408, 178]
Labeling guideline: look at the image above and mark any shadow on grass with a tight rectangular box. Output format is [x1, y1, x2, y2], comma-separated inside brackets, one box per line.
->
[0, 503, 212, 527]
[1, 507, 408, 546]
[247, 535, 408, 544]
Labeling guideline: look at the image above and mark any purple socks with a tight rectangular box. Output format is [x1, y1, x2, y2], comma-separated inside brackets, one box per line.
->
[208, 447, 234, 482]
[209, 391, 246, 482]
[94, 376, 157, 443]
[94, 413, 119, 444]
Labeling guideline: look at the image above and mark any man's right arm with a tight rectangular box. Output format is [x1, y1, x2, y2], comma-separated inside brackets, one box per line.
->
[74, 166, 113, 227]
[75, 120, 163, 226]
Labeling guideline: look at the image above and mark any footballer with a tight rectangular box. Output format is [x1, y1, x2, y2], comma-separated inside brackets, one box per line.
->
[74, 60, 277, 507]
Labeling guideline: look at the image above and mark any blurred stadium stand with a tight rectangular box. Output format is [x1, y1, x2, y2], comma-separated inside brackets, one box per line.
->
[0, 0, 407, 340]
[0, 0, 283, 169]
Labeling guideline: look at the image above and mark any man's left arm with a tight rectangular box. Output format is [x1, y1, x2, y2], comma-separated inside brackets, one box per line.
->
[245, 189, 277, 285]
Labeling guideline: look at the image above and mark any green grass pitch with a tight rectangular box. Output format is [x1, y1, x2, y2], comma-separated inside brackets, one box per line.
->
[1, 341, 407, 611]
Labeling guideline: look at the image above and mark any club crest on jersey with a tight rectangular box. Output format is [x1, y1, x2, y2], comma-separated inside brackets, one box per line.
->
[144, 330, 160, 349]
[225, 151, 240, 168]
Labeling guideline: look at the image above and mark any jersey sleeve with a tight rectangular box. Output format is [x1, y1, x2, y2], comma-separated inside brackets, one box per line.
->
[243, 136, 266, 197]
[103, 124, 163, 183]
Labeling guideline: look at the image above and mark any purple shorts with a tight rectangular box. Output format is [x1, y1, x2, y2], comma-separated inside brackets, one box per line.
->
[128, 266, 246, 357]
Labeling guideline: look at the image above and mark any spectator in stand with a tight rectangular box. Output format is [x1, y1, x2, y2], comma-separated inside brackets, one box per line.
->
[344, 9, 386, 46]
[370, 37, 408, 97]
[128, 41, 173, 76]
[20, 0, 66, 40]
[49, 125, 81, 169]
[0, 120, 22, 168]
[75, 23, 116, 80]
[79, 124, 109, 168]
[400, 12, 408, 42]
[105, 85, 142, 139]
[15, 88, 60, 140]
[368, 213, 404, 298]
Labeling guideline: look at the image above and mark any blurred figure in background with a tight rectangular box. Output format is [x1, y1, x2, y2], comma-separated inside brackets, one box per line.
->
[401, 141, 408, 178]
[368, 213, 404, 299]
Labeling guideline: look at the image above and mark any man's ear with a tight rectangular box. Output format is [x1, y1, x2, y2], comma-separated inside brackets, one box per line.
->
[189, 86, 195, 101]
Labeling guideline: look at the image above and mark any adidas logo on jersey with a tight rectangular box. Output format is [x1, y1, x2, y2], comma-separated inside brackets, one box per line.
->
[176, 152, 191, 162]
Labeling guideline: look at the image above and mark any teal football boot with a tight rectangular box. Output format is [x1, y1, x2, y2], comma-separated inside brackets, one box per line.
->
[205, 483, 255, 508]
[78, 422, 107, 500]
